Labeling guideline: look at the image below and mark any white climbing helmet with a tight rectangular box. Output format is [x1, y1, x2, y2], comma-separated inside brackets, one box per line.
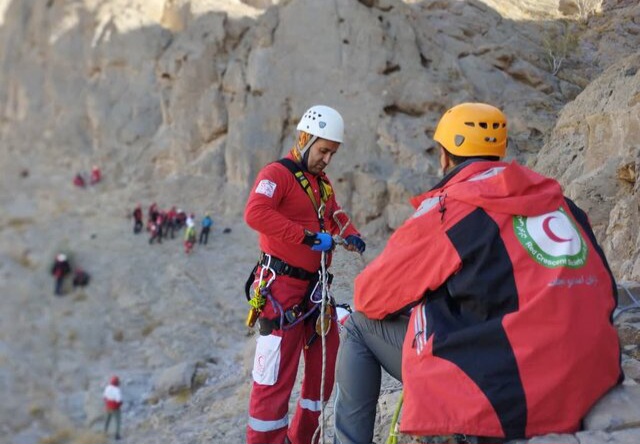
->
[296, 105, 344, 144]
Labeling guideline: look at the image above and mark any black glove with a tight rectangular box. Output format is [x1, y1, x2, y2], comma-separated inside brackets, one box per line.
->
[344, 235, 366, 254]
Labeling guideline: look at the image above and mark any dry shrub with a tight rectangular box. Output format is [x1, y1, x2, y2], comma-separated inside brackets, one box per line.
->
[39, 428, 107, 444]
[70, 430, 107, 444]
[541, 20, 579, 75]
[39, 429, 72, 444]
[576, 0, 602, 22]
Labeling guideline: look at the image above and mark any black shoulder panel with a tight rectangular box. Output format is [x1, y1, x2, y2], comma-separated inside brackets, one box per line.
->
[432, 208, 526, 439]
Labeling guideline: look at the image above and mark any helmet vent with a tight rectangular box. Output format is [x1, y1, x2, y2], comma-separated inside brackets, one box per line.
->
[464, 122, 475, 127]
[454, 135, 465, 147]
[485, 137, 497, 143]
[493, 123, 500, 129]
[479, 122, 488, 129]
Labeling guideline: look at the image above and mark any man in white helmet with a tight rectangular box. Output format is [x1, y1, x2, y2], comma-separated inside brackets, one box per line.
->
[50, 253, 71, 296]
[244, 105, 366, 444]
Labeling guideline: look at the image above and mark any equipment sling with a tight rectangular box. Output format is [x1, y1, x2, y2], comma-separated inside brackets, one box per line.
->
[276, 158, 333, 231]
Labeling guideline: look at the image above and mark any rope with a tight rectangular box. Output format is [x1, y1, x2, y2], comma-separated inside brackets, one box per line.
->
[614, 281, 640, 320]
[311, 209, 357, 444]
[311, 249, 330, 444]
[386, 391, 404, 444]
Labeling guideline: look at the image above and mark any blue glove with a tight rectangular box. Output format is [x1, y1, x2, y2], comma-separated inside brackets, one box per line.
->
[345, 235, 366, 254]
[303, 232, 335, 252]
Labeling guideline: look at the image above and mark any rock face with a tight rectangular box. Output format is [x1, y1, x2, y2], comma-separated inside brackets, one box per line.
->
[1, 0, 638, 257]
[1, 1, 640, 444]
[531, 53, 640, 281]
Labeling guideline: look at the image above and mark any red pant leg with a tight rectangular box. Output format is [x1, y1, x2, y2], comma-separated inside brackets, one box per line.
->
[247, 277, 309, 444]
[247, 323, 305, 444]
[288, 317, 339, 444]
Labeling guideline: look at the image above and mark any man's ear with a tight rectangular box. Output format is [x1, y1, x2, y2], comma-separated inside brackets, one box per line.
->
[439, 145, 451, 173]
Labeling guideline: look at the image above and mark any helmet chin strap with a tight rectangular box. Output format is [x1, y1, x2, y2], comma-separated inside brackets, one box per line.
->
[299, 135, 318, 171]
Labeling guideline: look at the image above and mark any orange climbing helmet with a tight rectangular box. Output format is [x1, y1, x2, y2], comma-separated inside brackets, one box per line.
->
[433, 103, 507, 158]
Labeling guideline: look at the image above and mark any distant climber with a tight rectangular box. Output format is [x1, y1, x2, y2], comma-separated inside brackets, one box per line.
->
[155, 212, 165, 241]
[148, 203, 159, 226]
[166, 206, 177, 239]
[73, 173, 86, 188]
[90, 165, 102, 185]
[50, 254, 71, 296]
[186, 212, 195, 228]
[199, 213, 213, 245]
[133, 204, 143, 234]
[175, 208, 187, 230]
[148, 220, 162, 244]
[184, 222, 197, 254]
[103, 375, 123, 440]
[72, 268, 90, 288]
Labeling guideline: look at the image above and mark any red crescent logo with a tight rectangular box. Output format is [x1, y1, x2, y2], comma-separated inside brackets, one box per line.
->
[542, 216, 572, 243]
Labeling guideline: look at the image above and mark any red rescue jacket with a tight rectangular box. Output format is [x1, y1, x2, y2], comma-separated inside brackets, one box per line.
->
[103, 384, 122, 411]
[245, 154, 359, 274]
[355, 160, 621, 439]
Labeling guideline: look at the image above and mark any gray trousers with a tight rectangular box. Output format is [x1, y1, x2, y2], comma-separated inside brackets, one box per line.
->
[333, 311, 409, 444]
[104, 409, 121, 438]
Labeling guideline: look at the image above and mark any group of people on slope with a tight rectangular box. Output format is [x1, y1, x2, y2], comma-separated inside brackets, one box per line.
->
[243, 104, 622, 444]
[73, 165, 102, 188]
[50, 253, 90, 296]
[132, 203, 213, 254]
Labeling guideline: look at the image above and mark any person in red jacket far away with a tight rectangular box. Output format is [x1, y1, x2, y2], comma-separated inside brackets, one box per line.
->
[103, 375, 123, 440]
[73, 173, 86, 188]
[90, 165, 102, 185]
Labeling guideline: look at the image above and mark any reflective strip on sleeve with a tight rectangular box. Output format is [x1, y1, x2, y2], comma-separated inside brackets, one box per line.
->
[299, 398, 322, 412]
[248, 414, 288, 432]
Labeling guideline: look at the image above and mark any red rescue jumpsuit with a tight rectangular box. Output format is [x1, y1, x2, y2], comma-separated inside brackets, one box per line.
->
[244, 154, 359, 444]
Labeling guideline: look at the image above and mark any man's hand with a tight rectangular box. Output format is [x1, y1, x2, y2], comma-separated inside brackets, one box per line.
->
[344, 235, 366, 254]
[303, 231, 335, 252]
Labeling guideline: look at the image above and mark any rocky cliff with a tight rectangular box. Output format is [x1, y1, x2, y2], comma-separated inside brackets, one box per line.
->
[1, 1, 639, 443]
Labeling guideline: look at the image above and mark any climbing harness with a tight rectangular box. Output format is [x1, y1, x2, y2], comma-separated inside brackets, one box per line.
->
[258, 253, 319, 281]
[244, 251, 333, 332]
[258, 279, 332, 337]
